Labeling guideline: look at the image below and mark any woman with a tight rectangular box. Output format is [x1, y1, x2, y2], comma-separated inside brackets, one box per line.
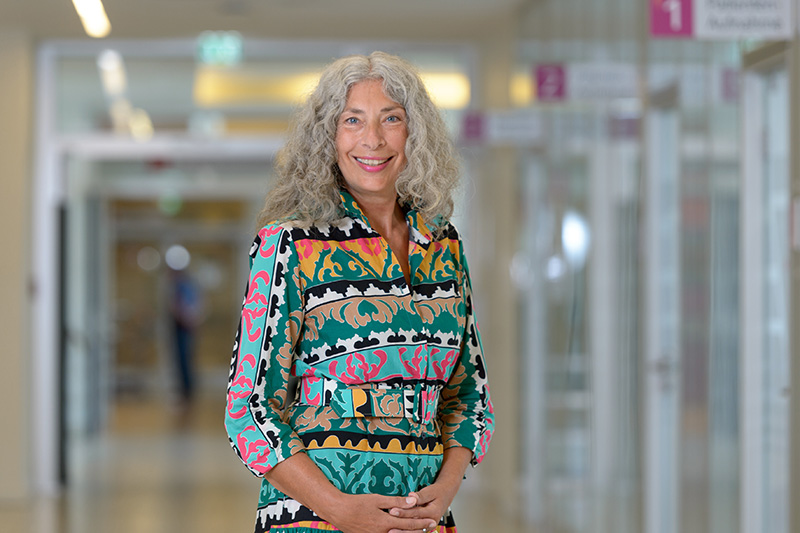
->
[225, 51, 494, 533]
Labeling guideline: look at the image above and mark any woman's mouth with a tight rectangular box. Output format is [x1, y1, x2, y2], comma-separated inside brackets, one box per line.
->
[354, 156, 392, 171]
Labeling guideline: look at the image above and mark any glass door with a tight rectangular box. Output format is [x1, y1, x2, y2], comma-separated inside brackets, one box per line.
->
[740, 48, 790, 533]
[517, 106, 642, 533]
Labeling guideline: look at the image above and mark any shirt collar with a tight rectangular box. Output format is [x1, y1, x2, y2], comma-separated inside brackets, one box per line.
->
[338, 189, 433, 245]
[338, 189, 368, 223]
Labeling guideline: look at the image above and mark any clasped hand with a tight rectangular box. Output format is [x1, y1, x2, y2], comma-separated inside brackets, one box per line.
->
[324, 492, 436, 533]
[386, 482, 458, 533]
[325, 481, 456, 533]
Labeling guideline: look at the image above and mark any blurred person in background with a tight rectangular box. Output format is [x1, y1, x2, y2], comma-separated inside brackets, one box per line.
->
[168, 264, 204, 406]
[224, 51, 494, 533]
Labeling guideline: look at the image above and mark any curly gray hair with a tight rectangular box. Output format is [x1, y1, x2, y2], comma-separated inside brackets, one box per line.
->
[257, 51, 460, 232]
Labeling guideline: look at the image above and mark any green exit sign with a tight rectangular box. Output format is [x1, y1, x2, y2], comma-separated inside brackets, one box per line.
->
[197, 31, 243, 66]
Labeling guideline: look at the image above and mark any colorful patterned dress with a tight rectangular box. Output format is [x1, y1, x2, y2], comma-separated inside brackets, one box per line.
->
[225, 191, 495, 533]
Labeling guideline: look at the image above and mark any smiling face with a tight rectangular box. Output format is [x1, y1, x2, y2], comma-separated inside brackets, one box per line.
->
[335, 79, 408, 203]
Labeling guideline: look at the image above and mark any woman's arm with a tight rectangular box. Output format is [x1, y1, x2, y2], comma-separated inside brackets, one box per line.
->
[225, 225, 306, 475]
[437, 239, 495, 465]
[265, 452, 439, 533]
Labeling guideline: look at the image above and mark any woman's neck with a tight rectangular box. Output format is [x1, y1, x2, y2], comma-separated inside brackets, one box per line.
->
[346, 189, 405, 237]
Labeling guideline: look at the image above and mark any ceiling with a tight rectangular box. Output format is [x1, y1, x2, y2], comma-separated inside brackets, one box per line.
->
[0, 0, 527, 41]
[5, 0, 537, 146]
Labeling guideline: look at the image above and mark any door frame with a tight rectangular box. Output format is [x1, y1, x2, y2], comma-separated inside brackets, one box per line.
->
[642, 82, 681, 533]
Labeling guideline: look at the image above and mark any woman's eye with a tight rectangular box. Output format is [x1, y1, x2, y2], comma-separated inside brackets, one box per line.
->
[344, 117, 358, 124]
[386, 115, 401, 123]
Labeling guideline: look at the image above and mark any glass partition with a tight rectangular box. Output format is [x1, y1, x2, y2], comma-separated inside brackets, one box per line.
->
[741, 57, 790, 533]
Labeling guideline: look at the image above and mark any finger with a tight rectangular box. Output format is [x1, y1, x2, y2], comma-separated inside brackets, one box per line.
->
[377, 494, 418, 510]
[387, 519, 438, 533]
[388, 506, 426, 518]
[411, 487, 437, 506]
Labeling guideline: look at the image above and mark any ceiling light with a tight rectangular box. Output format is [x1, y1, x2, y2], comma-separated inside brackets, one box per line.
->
[419, 73, 471, 110]
[109, 98, 133, 134]
[193, 66, 320, 107]
[129, 108, 155, 142]
[97, 49, 126, 97]
[510, 71, 534, 107]
[71, 0, 112, 38]
[194, 67, 471, 111]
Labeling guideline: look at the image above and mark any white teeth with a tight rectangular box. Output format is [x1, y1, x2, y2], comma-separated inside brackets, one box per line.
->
[356, 157, 389, 165]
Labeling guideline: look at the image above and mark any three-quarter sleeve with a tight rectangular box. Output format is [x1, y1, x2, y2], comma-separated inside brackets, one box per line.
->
[438, 241, 495, 465]
[225, 224, 306, 476]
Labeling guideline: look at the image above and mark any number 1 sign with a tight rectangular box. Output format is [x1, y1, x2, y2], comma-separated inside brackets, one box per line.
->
[651, 0, 693, 37]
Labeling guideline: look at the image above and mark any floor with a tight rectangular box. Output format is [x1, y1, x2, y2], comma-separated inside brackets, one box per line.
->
[0, 391, 525, 533]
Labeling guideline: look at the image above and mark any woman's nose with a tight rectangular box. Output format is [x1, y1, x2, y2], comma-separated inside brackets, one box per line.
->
[361, 121, 385, 150]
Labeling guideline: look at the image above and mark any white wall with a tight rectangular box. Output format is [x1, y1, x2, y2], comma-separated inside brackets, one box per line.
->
[0, 29, 33, 500]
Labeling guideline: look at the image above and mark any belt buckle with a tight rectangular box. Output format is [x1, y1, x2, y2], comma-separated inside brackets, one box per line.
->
[412, 382, 438, 423]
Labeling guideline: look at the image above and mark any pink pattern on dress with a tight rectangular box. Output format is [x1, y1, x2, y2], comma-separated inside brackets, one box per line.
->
[231, 373, 253, 390]
[237, 427, 272, 465]
[259, 242, 276, 259]
[226, 389, 250, 419]
[261, 225, 283, 238]
[432, 349, 458, 381]
[328, 350, 388, 384]
[302, 375, 322, 405]
[420, 387, 439, 423]
[243, 270, 271, 341]
[348, 237, 383, 257]
[401, 345, 425, 379]
[239, 353, 257, 372]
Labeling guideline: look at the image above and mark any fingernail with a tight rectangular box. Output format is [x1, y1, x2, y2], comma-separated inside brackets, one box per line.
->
[406, 497, 415, 504]
[390, 509, 399, 516]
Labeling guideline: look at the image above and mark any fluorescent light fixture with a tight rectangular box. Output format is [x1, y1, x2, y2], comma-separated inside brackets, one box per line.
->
[194, 66, 320, 107]
[129, 108, 155, 142]
[511, 71, 534, 107]
[110, 98, 133, 134]
[71, 0, 111, 38]
[194, 67, 471, 110]
[97, 49, 126, 97]
[419, 73, 470, 110]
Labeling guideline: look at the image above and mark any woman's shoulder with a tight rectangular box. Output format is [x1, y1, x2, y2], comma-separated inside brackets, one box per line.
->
[254, 218, 353, 243]
[255, 220, 297, 239]
[249, 221, 306, 257]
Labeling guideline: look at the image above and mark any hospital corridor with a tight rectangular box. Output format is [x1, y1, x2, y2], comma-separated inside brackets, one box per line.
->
[2, 1, 800, 533]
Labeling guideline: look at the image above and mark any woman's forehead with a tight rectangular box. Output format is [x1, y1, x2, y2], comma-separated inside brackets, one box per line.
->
[344, 79, 404, 108]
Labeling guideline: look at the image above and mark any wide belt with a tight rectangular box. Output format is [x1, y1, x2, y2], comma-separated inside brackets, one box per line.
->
[298, 375, 440, 423]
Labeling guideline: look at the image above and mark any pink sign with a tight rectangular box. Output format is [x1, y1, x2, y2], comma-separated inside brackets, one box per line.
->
[461, 111, 485, 143]
[651, 0, 693, 38]
[535, 64, 566, 102]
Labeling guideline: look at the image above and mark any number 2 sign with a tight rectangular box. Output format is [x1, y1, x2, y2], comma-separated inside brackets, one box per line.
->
[535, 64, 566, 103]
